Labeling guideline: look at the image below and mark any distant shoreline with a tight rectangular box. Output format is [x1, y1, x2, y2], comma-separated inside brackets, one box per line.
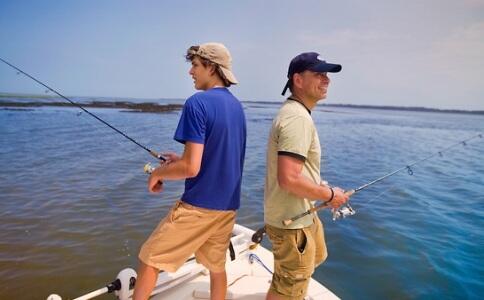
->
[243, 100, 484, 115]
[1, 93, 483, 115]
[0, 99, 183, 113]
[326, 103, 484, 115]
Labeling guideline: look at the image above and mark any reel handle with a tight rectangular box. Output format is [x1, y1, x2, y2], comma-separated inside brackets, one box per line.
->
[144, 163, 156, 174]
[143, 163, 163, 186]
[149, 150, 166, 162]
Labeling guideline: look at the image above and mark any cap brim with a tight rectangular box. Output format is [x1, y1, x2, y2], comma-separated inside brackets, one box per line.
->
[220, 66, 238, 85]
[309, 62, 342, 73]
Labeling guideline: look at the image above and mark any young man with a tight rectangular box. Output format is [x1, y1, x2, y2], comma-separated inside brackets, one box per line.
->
[264, 52, 350, 300]
[133, 43, 246, 300]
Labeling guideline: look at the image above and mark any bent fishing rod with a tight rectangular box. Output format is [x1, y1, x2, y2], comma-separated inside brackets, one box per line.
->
[282, 132, 483, 226]
[0, 57, 165, 161]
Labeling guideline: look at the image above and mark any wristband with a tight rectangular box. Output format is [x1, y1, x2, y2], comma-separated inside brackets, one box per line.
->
[327, 187, 334, 203]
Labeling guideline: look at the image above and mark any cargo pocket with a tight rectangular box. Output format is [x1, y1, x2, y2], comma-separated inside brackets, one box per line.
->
[291, 268, 312, 297]
[275, 265, 312, 298]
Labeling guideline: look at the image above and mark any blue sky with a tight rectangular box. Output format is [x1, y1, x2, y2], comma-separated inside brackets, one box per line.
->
[1, 0, 483, 110]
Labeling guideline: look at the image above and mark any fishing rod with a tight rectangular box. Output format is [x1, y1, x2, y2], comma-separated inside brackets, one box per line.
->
[282, 132, 483, 226]
[0, 57, 166, 161]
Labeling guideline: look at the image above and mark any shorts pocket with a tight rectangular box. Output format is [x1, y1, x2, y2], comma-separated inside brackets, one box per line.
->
[169, 201, 183, 222]
[295, 228, 308, 254]
[274, 265, 312, 297]
[298, 227, 315, 266]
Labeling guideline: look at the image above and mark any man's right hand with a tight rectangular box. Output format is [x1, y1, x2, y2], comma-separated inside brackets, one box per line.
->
[160, 152, 181, 166]
[328, 187, 349, 208]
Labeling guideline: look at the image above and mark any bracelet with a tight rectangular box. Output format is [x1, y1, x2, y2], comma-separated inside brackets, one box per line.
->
[327, 187, 334, 203]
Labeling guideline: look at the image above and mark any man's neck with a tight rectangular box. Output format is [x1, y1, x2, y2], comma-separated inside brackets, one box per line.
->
[290, 93, 318, 110]
[204, 77, 225, 90]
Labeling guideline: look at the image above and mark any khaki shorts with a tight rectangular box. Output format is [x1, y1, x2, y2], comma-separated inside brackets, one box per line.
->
[266, 216, 327, 300]
[139, 200, 236, 273]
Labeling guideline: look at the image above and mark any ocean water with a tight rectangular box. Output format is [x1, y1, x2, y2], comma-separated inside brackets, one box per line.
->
[0, 99, 483, 299]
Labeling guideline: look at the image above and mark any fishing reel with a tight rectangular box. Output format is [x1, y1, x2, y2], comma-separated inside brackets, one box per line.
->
[144, 162, 155, 174]
[144, 163, 164, 187]
[332, 202, 356, 221]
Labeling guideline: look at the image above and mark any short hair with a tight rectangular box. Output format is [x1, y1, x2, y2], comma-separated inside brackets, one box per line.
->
[185, 46, 231, 87]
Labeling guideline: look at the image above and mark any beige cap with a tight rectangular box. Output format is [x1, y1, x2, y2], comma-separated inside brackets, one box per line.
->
[189, 42, 238, 85]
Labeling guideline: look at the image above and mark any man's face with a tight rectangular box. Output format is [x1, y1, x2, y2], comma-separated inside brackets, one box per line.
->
[298, 70, 330, 101]
[189, 56, 213, 90]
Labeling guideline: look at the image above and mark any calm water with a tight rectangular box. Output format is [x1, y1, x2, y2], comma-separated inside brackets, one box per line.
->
[1, 99, 483, 299]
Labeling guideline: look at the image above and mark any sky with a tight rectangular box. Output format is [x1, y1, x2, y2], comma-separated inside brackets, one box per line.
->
[1, 0, 483, 110]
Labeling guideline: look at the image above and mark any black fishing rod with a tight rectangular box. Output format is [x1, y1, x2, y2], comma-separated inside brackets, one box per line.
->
[0, 57, 165, 161]
[282, 133, 483, 226]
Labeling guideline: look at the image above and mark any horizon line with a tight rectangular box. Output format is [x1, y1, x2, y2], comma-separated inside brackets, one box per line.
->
[1, 91, 483, 114]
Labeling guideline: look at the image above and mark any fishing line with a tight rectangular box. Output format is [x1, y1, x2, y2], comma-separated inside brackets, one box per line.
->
[349, 133, 483, 195]
[0, 57, 165, 161]
[283, 132, 483, 225]
[357, 185, 398, 209]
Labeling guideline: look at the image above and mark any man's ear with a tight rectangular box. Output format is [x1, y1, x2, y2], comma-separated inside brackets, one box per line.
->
[209, 64, 217, 76]
[292, 73, 302, 89]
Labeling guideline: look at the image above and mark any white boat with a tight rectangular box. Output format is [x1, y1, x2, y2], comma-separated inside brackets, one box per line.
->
[47, 224, 339, 300]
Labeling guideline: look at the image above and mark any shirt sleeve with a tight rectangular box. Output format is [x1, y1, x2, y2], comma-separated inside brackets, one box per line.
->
[174, 96, 206, 144]
[276, 116, 313, 160]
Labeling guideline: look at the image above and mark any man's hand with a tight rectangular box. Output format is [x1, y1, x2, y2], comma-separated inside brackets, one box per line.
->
[160, 152, 181, 166]
[328, 187, 350, 208]
[148, 167, 164, 193]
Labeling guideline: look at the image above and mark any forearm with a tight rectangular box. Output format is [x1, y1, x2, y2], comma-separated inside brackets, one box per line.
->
[279, 174, 333, 202]
[152, 159, 198, 181]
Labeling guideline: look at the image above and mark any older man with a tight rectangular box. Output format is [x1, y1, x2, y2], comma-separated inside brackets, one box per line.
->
[264, 52, 349, 300]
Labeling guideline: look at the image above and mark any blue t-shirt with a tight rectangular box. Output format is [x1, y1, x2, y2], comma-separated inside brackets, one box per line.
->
[174, 87, 246, 210]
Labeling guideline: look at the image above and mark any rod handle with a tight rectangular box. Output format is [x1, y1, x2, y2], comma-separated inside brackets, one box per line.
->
[149, 150, 166, 161]
[282, 209, 315, 226]
[282, 218, 294, 226]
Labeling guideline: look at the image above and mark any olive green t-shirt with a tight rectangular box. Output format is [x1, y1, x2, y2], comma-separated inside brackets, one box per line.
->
[264, 99, 322, 229]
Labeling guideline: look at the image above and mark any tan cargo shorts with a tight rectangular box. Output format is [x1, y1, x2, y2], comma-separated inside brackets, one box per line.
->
[139, 200, 236, 273]
[266, 217, 327, 300]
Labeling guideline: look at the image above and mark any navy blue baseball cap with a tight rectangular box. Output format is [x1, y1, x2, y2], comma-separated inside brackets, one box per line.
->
[282, 52, 342, 95]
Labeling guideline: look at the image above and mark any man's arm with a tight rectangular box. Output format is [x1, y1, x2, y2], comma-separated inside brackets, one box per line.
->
[277, 155, 348, 208]
[148, 142, 204, 192]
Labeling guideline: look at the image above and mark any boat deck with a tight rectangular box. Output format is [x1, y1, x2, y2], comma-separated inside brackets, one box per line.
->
[149, 224, 339, 300]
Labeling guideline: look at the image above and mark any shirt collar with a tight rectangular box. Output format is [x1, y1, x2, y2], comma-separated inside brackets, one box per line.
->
[287, 96, 311, 115]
